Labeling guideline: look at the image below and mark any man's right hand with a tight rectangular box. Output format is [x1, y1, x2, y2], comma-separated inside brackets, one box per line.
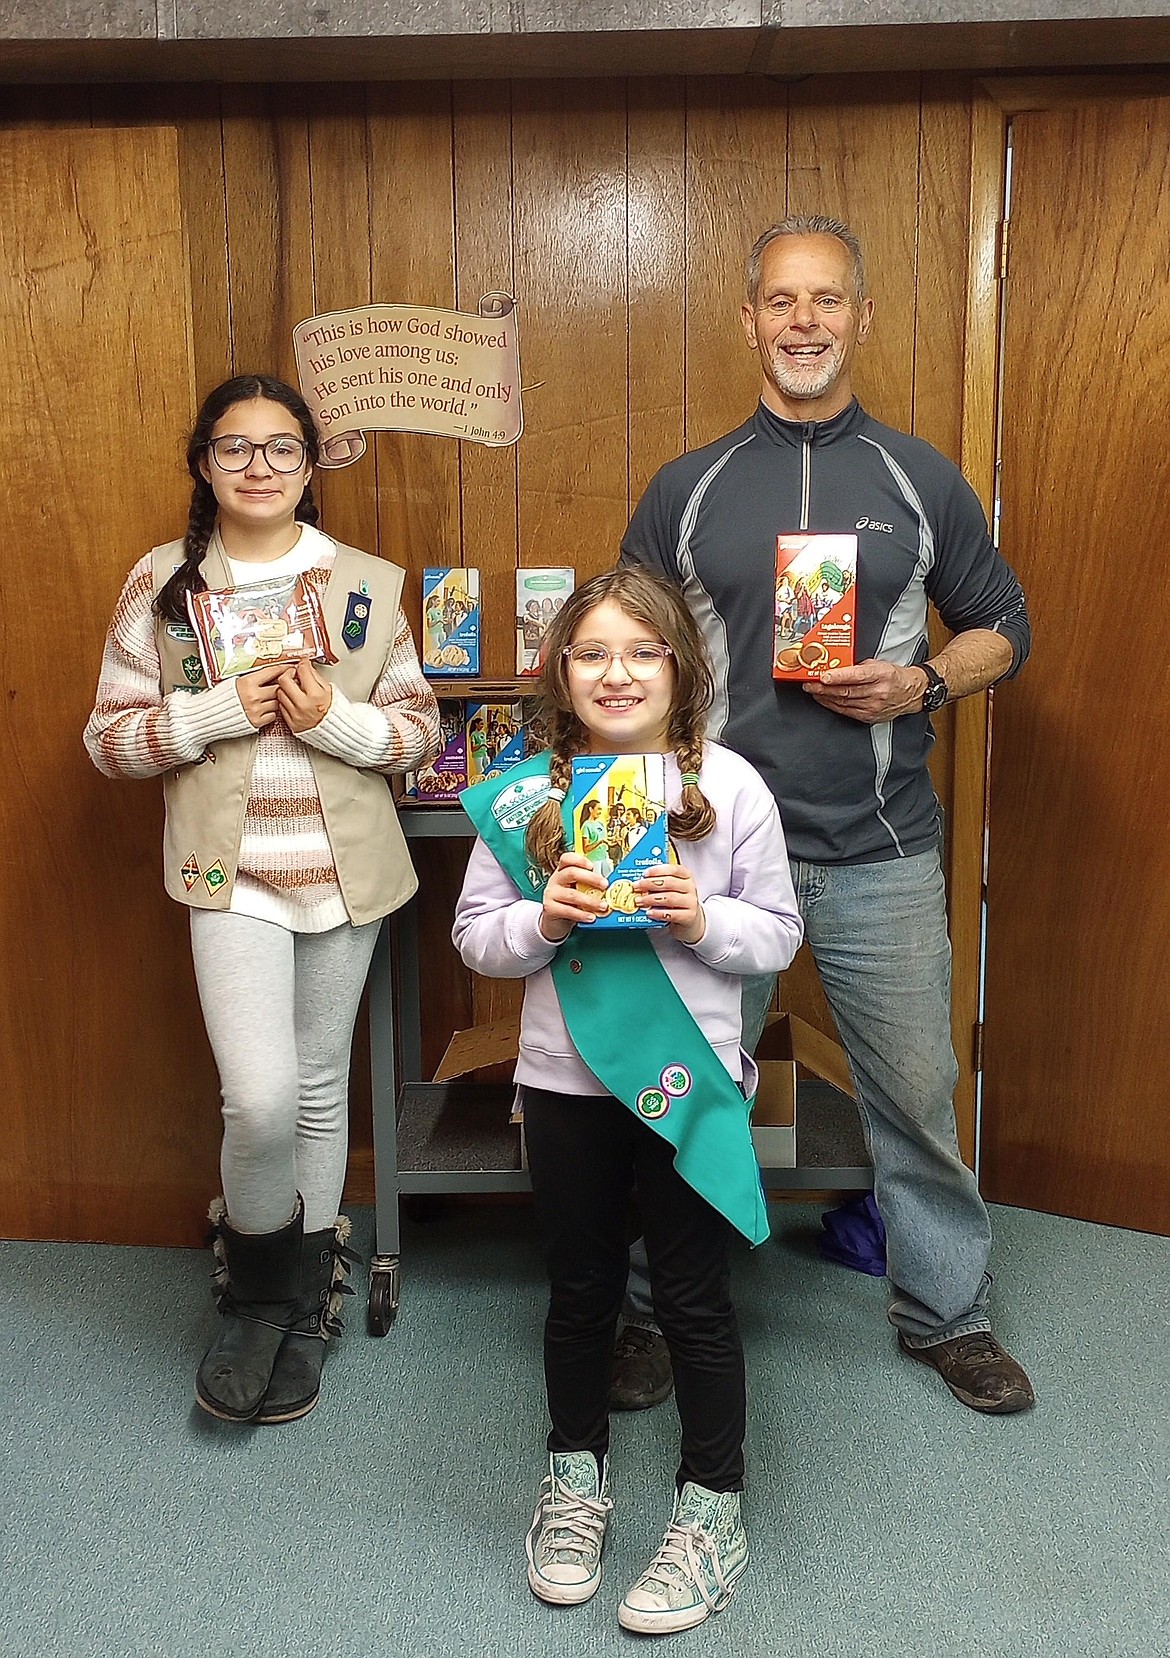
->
[235, 662, 286, 729]
[540, 853, 608, 942]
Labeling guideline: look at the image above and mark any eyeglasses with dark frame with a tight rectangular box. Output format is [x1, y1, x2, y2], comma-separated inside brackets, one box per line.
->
[207, 435, 308, 474]
[562, 642, 673, 681]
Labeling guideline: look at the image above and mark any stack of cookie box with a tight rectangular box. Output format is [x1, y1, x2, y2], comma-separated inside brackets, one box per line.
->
[403, 695, 541, 802]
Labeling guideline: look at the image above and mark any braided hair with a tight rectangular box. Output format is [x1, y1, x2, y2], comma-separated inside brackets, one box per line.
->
[525, 567, 717, 874]
[153, 374, 321, 625]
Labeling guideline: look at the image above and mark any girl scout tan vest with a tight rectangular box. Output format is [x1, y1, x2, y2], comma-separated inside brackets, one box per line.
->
[151, 534, 419, 925]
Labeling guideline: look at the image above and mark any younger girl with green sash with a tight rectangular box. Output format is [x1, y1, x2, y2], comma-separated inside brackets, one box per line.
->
[453, 568, 802, 1634]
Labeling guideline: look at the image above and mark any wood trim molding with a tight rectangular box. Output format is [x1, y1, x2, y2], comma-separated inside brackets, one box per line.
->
[950, 85, 1007, 1172]
[979, 72, 1170, 115]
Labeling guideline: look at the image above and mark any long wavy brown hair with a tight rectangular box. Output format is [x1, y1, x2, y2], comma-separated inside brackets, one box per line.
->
[525, 566, 717, 873]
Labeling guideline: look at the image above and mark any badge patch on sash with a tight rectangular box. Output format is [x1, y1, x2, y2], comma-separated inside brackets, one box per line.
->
[180, 853, 202, 892]
[491, 774, 553, 833]
[181, 654, 204, 686]
[342, 592, 370, 650]
[659, 1064, 692, 1098]
[203, 860, 228, 894]
[636, 1087, 670, 1120]
[166, 622, 197, 641]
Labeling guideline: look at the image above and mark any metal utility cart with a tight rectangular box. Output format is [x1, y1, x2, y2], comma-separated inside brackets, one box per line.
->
[365, 804, 873, 1335]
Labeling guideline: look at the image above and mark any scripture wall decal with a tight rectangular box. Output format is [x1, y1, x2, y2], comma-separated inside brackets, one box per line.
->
[293, 292, 522, 467]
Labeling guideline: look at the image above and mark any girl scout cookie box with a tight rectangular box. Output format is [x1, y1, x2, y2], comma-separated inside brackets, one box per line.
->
[516, 567, 574, 675]
[570, 753, 669, 928]
[403, 700, 467, 803]
[773, 532, 856, 680]
[466, 701, 525, 786]
[405, 699, 533, 802]
[422, 567, 480, 677]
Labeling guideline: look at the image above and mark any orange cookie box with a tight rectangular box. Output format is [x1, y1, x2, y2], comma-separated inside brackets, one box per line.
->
[772, 532, 858, 681]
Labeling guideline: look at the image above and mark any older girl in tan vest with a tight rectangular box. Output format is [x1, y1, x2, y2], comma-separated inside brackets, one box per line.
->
[85, 374, 438, 1424]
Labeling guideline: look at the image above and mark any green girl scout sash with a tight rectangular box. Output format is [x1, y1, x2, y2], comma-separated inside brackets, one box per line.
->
[460, 753, 769, 1246]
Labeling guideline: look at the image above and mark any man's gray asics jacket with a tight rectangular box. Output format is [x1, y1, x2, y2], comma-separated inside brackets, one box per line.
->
[621, 398, 1031, 866]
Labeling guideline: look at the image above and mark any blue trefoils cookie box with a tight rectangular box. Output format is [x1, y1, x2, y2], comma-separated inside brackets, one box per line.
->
[570, 753, 669, 929]
[422, 567, 480, 677]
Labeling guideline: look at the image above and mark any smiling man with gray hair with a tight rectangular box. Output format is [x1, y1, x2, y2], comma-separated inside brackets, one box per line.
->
[615, 213, 1035, 1418]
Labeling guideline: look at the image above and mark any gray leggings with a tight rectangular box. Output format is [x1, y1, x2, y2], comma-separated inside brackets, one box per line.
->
[190, 910, 381, 1234]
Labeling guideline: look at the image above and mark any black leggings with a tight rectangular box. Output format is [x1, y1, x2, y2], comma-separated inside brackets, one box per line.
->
[523, 1086, 745, 1493]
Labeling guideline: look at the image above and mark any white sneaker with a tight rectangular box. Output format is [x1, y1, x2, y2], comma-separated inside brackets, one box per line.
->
[618, 1482, 748, 1633]
[526, 1451, 614, 1606]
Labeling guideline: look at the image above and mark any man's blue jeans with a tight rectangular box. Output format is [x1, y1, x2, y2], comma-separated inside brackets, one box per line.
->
[624, 847, 994, 1347]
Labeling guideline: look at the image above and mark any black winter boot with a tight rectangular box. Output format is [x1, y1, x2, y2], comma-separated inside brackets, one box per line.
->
[195, 1198, 303, 1422]
[255, 1217, 359, 1425]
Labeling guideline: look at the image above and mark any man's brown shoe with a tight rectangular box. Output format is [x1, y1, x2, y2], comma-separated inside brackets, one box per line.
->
[899, 1331, 1035, 1414]
[609, 1326, 674, 1410]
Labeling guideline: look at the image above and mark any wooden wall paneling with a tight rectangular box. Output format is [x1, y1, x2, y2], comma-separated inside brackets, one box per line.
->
[683, 76, 787, 450]
[453, 80, 525, 1050]
[171, 90, 234, 402]
[308, 87, 379, 556]
[367, 82, 481, 1092]
[512, 80, 629, 579]
[368, 82, 460, 614]
[787, 75, 922, 435]
[454, 81, 518, 672]
[0, 126, 206, 1243]
[913, 75, 984, 1162]
[89, 85, 233, 404]
[627, 78, 686, 509]
[955, 86, 1008, 1173]
[220, 85, 315, 387]
[915, 80, 965, 849]
[0, 75, 1021, 1232]
[913, 78, 971, 466]
[984, 96, 1170, 1232]
[914, 78, 970, 874]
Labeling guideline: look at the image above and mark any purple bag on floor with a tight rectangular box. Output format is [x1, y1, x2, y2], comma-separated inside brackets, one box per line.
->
[818, 1193, 887, 1276]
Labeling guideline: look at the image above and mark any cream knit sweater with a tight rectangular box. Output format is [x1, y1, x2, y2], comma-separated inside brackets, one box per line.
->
[85, 526, 438, 932]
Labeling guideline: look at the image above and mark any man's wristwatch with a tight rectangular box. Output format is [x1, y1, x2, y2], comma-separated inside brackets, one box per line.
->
[919, 663, 949, 712]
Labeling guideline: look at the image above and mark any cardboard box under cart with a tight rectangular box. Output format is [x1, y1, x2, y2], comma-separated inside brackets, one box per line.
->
[433, 1009, 855, 1175]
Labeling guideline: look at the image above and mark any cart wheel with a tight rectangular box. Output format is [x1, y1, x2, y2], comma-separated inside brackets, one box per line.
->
[402, 1194, 446, 1223]
[367, 1262, 400, 1336]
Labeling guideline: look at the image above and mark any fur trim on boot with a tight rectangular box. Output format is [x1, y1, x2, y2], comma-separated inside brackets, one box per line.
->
[254, 1216, 360, 1425]
[195, 1197, 304, 1423]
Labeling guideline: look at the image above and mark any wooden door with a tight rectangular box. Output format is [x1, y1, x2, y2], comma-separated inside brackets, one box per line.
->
[0, 126, 212, 1245]
[983, 94, 1170, 1233]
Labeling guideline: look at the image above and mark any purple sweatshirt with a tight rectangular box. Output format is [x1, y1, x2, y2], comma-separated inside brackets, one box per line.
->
[452, 743, 804, 1096]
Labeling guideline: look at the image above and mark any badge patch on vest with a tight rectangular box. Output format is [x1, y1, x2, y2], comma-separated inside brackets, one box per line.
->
[166, 622, 197, 641]
[180, 852, 202, 892]
[636, 1087, 670, 1120]
[342, 592, 371, 650]
[203, 860, 228, 895]
[181, 654, 204, 686]
[659, 1064, 692, 1098]
[491, 774, 553, 833]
